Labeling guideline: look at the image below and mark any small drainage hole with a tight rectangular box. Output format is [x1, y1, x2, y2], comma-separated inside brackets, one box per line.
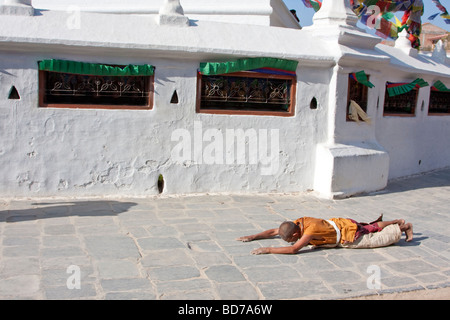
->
[310, 97, 317, 110]
[170, 90, 179, 104]
[158, 174, 164, 193]
[8, 86, 20, 100]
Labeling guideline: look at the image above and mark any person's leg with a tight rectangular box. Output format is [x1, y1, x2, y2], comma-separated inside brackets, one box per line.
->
[376, 219, 404, 229]
[340, 224, 402, 249]
[376, 219, 413, 242]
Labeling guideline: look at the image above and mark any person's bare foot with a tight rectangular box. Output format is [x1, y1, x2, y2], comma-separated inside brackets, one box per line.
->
[404, 223, 413, 242]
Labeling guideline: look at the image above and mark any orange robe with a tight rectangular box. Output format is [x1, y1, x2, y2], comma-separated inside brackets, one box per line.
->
[293, 217, 358, 245]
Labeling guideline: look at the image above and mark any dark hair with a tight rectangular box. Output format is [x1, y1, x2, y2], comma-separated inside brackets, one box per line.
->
[279, 221, 300, 242]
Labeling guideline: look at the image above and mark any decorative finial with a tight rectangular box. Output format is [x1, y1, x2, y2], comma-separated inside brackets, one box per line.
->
[312, 0, 358, 27]
[158, 0, 190, 27]
[0, 0, 34, 16]
[395, 29, 418, 57]
[432, 40, 447, 64]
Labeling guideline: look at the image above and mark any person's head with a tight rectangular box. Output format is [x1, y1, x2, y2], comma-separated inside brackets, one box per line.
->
[279, 221, 301, 243]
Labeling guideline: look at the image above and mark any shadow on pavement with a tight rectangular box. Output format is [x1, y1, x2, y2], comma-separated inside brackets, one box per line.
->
[0, 201, 137, 223]
[395, 234, 428, 247]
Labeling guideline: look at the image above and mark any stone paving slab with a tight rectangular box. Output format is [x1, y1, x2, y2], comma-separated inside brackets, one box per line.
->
[0, 168, 450, 300]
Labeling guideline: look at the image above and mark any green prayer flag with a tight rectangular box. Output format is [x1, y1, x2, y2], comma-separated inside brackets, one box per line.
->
[38, 59, 155, 76]
[382, 12, 394, 20]
[199, 57, 298, 76]
[387, 78, 429, 97]
[354, 71, 375, 88]
[432, 80, 450, 92]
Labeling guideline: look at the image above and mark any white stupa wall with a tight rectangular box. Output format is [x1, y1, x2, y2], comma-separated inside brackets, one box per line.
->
[0, 0, 448, 199]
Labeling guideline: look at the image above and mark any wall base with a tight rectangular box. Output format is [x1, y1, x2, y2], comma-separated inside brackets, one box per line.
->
[314, 142, 389, 199]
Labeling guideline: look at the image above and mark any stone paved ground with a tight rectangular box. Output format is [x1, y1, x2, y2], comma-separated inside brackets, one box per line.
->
[1, 168, 449, 300]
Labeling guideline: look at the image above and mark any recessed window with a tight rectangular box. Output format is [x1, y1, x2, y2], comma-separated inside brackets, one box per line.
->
[383, 79, 428, 116]
[429, 81, 449, 115]
[384, 87, 418, 116]
[197, 72, 296, 116]
[429, 91, 449, 115]
[347, 73, 369, 121]
[197, 57, 297, 117]
[38, 59, 154, 110]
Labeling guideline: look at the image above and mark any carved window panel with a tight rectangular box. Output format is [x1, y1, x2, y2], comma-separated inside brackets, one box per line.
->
[39, 70, 154, 109]
[428, 91, 450, 115]
[197, 72, 296, 116]
[383, 87, 418, 116]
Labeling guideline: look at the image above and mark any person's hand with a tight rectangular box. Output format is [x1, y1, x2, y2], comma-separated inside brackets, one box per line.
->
[235, 235, 254, 242]
[251, 247, 270, 255]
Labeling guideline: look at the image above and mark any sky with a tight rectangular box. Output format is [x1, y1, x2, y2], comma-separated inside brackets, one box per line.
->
[283, 0, 450, 32]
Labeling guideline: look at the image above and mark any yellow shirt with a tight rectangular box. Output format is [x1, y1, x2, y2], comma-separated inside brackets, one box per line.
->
[293, 217, 357, 245]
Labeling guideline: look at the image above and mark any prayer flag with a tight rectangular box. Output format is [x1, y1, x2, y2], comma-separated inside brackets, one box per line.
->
[301, 0, 322, 12]
[386, 78, 429, 97]
[199, 57, 298, 76]
[350, 71, 375, 88]
[431, 80, 450, 92]
[38, 59, 155, 76]
[429, 0, 450, 24]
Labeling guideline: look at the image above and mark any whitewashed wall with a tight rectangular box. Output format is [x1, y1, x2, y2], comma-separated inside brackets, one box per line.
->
[373, 44, 450, 180]
[0, 0, 449, 199]
[0, 52, 333, 198]
[375, 77, 450, 180]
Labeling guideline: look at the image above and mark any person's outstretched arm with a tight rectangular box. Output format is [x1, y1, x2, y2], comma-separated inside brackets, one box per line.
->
[236, 228, 279, 242]
[250, 234, 314, 255]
